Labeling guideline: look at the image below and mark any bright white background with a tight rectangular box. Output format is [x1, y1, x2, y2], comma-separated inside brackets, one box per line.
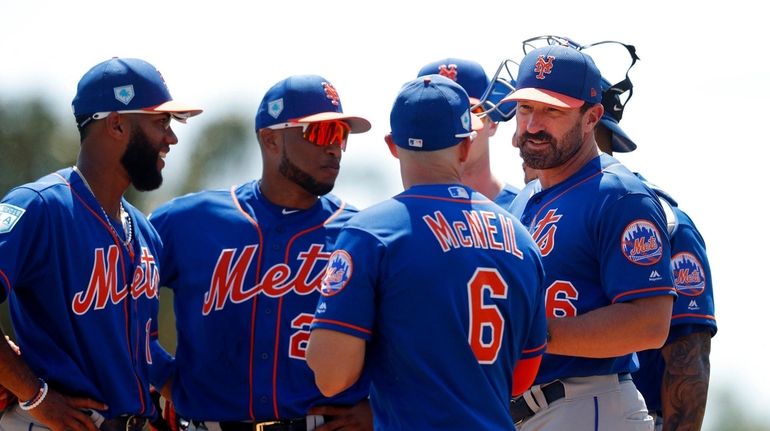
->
[2, 1, 767, 427]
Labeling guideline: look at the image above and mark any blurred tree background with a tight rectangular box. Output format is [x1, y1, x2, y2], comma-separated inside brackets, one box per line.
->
[1, 95, 765, 430]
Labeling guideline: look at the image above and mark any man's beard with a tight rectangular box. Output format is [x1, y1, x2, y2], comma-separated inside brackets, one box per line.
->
[517, 119, 583, 170]
[278, 147, 334, 196]
[121, 126, 163, 191]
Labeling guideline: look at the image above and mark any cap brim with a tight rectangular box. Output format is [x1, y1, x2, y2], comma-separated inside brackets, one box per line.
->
[293, 112, 372, 134]
[146, 100, 203, 121]
[600, 116, 637, 153]
[502, 88, 584, 109]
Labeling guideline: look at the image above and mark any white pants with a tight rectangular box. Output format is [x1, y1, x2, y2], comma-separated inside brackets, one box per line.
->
[0, 404, 52, 430]
[519, 374, 654, 431]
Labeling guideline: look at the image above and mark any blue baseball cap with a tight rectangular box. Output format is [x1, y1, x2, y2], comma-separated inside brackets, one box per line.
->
[417, 58, 489, 103]
[390, 74, 483, 151]
[504, 45, 602, 108]
[255, 75, 370, 133]
[72, 57, 202, 120]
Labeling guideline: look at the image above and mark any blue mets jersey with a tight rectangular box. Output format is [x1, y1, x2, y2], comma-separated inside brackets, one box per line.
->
[632, 186, 717, 413]
[148, 181, 369, 422]
[0, 168, 161, 419]
[493, 183, 520, 210]
[516, 154, 677, 384]
[311, 184, 547, 431]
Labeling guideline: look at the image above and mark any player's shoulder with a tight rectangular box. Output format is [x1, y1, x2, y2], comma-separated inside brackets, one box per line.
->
[150, 186, 237, 221]
[1, 169, 74, 209]
[320, 193, 359, 216]
[597, 155, 655, 197]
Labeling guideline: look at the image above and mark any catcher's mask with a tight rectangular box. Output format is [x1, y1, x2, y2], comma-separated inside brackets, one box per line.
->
[474, 35, 640, 142]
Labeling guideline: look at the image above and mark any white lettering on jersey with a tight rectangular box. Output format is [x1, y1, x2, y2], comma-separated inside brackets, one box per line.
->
[422, 210, 523, 259]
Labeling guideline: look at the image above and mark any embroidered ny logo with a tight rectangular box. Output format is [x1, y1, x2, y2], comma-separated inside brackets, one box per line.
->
[323, 82, 340, 106]
[534, 55, 555, 80]
[438, 64, 458, 81]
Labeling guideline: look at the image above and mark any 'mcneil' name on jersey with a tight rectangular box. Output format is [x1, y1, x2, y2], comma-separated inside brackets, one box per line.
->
[423, 210, 523, 259]
[202, 243, 329, 315]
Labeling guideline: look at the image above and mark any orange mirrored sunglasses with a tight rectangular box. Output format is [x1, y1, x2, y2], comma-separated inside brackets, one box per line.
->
[267, 120, 351, 150]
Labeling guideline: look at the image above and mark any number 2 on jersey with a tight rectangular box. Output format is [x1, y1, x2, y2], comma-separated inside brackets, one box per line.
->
[468, 268, 508, 364]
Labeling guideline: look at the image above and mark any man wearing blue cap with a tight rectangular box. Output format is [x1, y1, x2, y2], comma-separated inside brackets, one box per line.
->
[595, 83, 716, 431]
[0, 57, 201, 430]
[148, 75, 373, 430]
[306, 74, 547, 430]
[417, 58, 520, 206]
[503, 45, 676, 430]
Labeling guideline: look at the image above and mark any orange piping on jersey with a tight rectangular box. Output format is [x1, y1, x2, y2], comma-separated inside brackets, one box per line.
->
[0, 269, 12, 294]
[266, 201, 347, 418]
[521, 341, 547, 355]
[54, 173, 146, 413]
[612, 286, 675, 303]
[230, 185, 265, 421]
[525, 170, 602, 231]
[311, 318, 372, 335]
[672, 313, 716, 321]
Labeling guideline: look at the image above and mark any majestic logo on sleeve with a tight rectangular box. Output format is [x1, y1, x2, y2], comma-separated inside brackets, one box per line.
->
[202, 243, 331, 314]
[621, 220, 663, 265]
[0, 204, 25, 234]
[671, 252, 706, 296]
[72, 246, 159, 315]
[320, 250, 353, 297]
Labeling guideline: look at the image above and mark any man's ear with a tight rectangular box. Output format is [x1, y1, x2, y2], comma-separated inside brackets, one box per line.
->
[585, 103, 604, 130]
[383, 134, 399, 159]
[458, 137, 472, 163]
[105, 112, 128, 139]
[258, 128, 281, 154]
[487, 120, 499, 138]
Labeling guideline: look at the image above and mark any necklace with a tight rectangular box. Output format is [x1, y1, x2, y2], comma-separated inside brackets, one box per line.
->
[72, 166, 133, 249]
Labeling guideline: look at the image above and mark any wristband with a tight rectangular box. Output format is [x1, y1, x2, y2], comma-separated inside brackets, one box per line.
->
[18, 378, 48, 411]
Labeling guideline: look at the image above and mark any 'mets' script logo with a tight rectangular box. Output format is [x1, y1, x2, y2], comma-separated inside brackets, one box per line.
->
[202, 244, 330, 315]
[531, 209, 562, 257]
[72, 246, 159, 314]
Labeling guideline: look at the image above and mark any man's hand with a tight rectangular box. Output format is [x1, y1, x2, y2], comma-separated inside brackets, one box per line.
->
[27, 388, 107, 431]
[0, 336, 21, 411]
[309, 398, 373, 431]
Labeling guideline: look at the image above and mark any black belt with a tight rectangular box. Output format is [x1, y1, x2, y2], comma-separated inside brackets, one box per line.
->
[195, 418, 309, 431]
[99, 415, 148, 431]
[510, 373, 632, 425]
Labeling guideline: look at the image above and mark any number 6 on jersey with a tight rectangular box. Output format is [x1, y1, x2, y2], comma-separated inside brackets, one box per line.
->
[468, 268, 508, 364]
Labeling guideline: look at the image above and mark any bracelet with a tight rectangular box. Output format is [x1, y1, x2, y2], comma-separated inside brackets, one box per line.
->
[18, 378, 48, 411]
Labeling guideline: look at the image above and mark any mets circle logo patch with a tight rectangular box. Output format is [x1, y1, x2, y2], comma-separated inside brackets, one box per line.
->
[621, 219, 663, 266]
[321, 250, 353, 296]
[671, 252, 706, 296]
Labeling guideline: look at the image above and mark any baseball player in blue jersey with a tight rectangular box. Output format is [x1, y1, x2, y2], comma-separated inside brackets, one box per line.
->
[501, 45, 677, 430]
[417, 58, 520, 207]
[148, 75, 373, 430]
[0, 57, 201, 431]
[595, 89, 716, 431]
[306, 74, 548, 431]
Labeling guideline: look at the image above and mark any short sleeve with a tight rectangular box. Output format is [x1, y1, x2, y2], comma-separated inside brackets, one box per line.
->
[310, 227, 384, 340]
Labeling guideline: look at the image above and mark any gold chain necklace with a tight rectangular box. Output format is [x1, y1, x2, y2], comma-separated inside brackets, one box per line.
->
[72, 166, 133, 248]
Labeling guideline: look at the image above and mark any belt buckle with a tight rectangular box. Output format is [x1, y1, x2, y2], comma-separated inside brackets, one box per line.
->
[254, 421, 280, 431]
